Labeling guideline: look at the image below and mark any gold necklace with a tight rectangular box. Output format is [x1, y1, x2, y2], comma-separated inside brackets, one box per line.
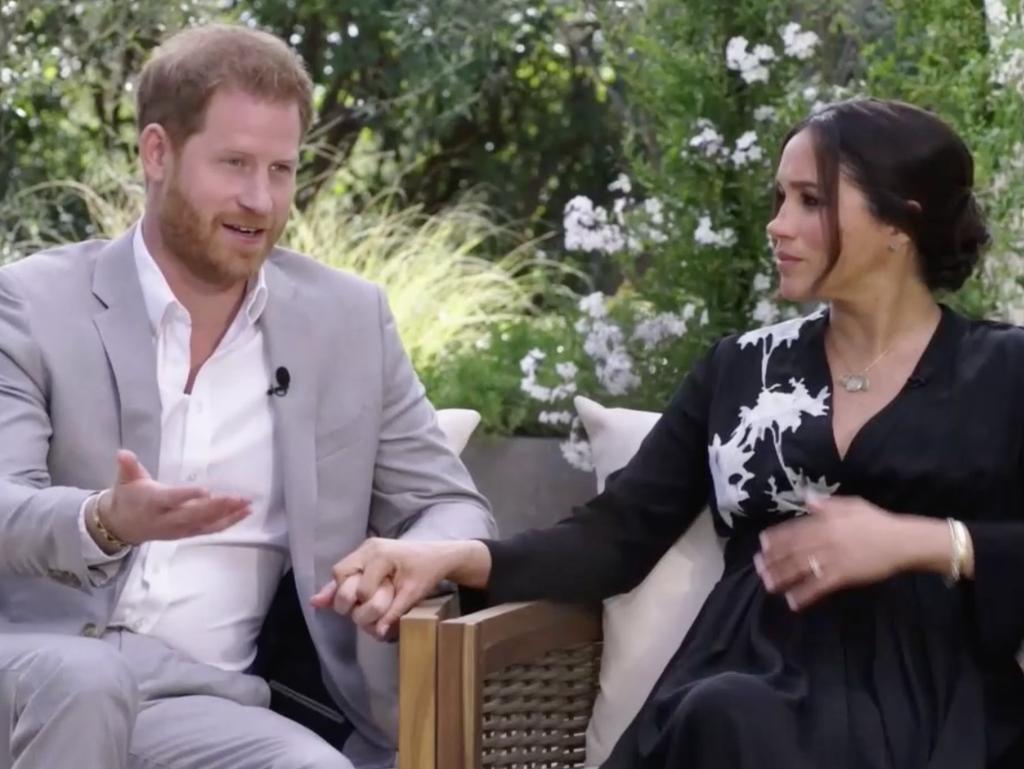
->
[828, 338, 894, 394]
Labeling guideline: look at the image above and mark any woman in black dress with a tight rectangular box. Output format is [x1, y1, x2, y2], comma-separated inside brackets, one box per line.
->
[315, 99, 1024, 768]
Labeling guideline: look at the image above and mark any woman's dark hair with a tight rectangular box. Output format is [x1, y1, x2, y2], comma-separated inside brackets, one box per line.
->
[775, 98, 989, 291]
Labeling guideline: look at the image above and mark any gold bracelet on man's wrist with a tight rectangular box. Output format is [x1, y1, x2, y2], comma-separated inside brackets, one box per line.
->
[90, 490, 129, 551]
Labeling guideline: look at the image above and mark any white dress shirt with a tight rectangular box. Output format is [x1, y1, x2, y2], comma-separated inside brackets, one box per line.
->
[80, 222, 289, 671]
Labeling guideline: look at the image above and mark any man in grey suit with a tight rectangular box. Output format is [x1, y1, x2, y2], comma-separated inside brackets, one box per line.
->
[0, 23, 494, 769]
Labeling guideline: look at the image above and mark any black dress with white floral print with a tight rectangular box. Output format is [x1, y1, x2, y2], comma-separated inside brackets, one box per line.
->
[483, 304, 1024, 768]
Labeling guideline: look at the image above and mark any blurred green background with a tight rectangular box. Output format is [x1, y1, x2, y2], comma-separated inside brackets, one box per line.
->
[3, 0, 1023, 451]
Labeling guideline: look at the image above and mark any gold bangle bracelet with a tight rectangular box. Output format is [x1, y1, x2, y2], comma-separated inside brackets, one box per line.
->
[91, 490, 129, 551]
[945, 517, 968, 585]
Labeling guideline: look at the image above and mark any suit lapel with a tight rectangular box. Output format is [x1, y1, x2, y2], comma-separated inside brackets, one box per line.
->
[261, 257, 319, 585]
[91, 229, 162, 475]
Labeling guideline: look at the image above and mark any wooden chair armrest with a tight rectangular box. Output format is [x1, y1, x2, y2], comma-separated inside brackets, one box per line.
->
[397, 594, 459, 769]
[443, 601, 601, 672]
[438, 602, 602, 769]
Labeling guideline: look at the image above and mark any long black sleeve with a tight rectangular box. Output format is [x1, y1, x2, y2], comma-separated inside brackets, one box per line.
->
[965, 521, 1024, 656]
[481, 342, 719, 605]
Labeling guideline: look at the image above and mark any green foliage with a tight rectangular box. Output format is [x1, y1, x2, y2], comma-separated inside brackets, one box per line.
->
[283, 185, 571, 371]
[235, 0, 627, 248]
[6, 0, 1024, 437]
[421, 315, 578, 435]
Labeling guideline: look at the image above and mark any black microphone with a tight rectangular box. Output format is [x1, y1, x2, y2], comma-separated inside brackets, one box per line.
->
[267, 366, 291, 397]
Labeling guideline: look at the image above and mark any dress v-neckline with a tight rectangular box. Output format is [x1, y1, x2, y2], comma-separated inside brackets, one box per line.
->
[815, 305, 954, 465]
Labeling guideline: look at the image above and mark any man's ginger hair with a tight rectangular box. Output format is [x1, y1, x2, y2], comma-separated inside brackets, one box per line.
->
[135, 24, 314, 146]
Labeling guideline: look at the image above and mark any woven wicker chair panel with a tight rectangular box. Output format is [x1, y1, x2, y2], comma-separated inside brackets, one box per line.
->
[480, 641, 602, 768]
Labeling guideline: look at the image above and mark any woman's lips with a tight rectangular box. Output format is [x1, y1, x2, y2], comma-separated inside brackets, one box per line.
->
[774, 251, 802, 271]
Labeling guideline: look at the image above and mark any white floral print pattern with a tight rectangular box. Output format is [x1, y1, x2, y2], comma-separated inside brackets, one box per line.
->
[708, 309, 838, 529]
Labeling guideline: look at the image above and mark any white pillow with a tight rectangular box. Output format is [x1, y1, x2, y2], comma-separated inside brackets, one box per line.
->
[435, 408, 482, 455]
[574, 396, 724, 767]
[355, 407, 482, 742]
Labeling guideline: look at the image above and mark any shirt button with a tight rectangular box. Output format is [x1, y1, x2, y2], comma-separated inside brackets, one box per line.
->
[81, 623, 100, 638]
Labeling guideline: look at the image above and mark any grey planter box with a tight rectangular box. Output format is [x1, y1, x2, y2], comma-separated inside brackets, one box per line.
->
[460, 435, 595, 537]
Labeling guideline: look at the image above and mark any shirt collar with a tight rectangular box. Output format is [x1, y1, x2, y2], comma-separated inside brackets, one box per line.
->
[132, 219, 268, 332]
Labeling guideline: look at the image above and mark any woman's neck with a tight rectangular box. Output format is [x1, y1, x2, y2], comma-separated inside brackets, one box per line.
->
[826, 280, 940, 361]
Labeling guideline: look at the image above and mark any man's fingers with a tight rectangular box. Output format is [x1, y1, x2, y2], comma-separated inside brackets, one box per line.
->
[376, 582, 424, 639]
[162, 496, 251, 537]
[116, 449, 151, 483]
[310, 580, 337, 608]
[332, 574, 362, 615]
[356, 557, 394, 604]
[159, 485, 211, 508]
[351, 582, 395, 628]
[193, 504, 251, 536]
[330, 550, 370, 591]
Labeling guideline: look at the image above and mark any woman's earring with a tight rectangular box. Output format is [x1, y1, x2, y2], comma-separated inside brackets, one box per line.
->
[887, 242, 897, 253]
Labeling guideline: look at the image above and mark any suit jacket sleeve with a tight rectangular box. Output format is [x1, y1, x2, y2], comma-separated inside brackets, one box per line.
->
[480, 340, 719, 605]
[367, 287, 496, 542]
[0, 269, 97, 586]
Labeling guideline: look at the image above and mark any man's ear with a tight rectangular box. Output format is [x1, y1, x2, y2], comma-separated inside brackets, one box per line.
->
[139, 124, 174, 185]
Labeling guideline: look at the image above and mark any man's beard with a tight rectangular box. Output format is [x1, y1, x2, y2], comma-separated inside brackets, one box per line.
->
[157, 174, 281, 287]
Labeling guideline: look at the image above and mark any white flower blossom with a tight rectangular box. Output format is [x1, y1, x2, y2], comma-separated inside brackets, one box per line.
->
[579, 291, 608, 319]
[753, 273, 773, 292]
[560, 432, 595, 472]
[731, 130, 764, 168]
[520, 348, 546, 373]
[632, 312, 688, 349]
[752, 299, 781, 325]
[644, 197, 665, 226]
[608, 173, 632, 195]
[780, 22, 820, 61]
[520, 349, 577, 403]
[694, 215, 738, 248]
[563, 196, 628, 254]
[599, 348, 641, 395]
[688, 119, 726, 158]
[753, 105, 777, 122]
[539, 410, 574, 426]
[725, 35, 775, 84]
[555, 361, 579, 381]
[576, 314, 641, 395]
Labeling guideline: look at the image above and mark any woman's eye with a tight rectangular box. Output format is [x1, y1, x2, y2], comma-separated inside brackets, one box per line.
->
[801, 193, 820, 207]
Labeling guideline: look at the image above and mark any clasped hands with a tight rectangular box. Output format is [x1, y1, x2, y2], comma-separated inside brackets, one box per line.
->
[310, 538, 464, 640]
[309, 494, 937, 640]
[754, 493, 920, 611]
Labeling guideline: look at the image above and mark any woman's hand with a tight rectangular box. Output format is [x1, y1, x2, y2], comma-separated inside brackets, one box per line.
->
[310, 538, 492, 638]
[754, 494, 930, 611]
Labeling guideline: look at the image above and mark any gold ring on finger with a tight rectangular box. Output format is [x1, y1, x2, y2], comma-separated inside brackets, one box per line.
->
[807, 554, 823, 579]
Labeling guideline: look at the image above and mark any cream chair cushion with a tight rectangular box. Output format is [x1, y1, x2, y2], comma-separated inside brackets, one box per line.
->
[573, 396, 723, 767]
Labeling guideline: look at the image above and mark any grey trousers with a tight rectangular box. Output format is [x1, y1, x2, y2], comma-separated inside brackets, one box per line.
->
[0, 629, 356, 769]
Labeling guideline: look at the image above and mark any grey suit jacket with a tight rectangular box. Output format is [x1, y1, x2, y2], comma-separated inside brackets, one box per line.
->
[0, 229, 495, 766]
